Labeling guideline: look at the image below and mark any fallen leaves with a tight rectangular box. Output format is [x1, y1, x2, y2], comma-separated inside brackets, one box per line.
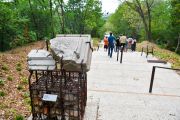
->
[0, 41, 46, 119]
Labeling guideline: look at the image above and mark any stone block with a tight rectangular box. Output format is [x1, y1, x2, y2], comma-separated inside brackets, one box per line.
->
[50, 34, 92, 72]
[28, 65, 55, 71]
[28, 60, 55, 66]
[27, 49, 55, 71]
[27, 49, 53, 60]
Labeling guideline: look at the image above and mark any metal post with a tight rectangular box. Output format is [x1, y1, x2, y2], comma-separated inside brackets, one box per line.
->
[146, 45, 148, 58]
[117, 48, 119, 61]
[46, 40, 49, 51]
[120, 48, 123, 63]
[141, 47, 143, 56]
[149, 66, 156, 93]
[35, 71, 38, 81]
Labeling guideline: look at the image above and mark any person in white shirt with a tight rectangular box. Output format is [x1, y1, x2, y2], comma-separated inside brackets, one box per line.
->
[119, 35, 127, 52]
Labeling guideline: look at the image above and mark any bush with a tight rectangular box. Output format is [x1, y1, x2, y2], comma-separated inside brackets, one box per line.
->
[16, 63, 22, 71]
[16, 63, 21, 67]
[23, 92, 29, 98]
[2, 64, 9, 71]
[7, 76, 13, 81]
[16, 67, 22, 71]
[15, 114, 24, 120]
[20, 77, 28, 84]
[17, 85, 23, 90]
[0, 79, 5, 86]
[28, 31, 37, 42]
[25, 98, 31, 105]
[0, 91, 6, 97]
[10, 35, 28, 48]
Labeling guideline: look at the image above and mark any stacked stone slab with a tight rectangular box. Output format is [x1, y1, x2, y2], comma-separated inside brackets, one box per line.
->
[27, 49, 56, 70]
[50, 34, 92, 72]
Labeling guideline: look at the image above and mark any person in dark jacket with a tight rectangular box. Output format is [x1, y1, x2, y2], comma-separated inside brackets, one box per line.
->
[108, 32, 116, 58]
[131, 38, 137, 51]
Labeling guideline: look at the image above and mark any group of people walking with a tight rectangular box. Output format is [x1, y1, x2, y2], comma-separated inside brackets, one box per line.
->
[103, 32, 137, 58]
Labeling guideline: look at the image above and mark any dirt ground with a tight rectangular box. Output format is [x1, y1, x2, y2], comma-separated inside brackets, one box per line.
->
[0, 41, 46, 119]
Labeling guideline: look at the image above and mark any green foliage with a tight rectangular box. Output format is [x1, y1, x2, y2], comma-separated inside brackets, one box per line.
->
[17, 63, 21, 67]
[151, 0, 172, 46]
[20, 77, 28, 84]
[16, 63, 22, 71]
[64, 0, 104, 37]
[2, 64, 9, 71]
[16, 67, 22, 71]
[24, 97, 31, 105]
[102, 3, 139, 38]
[92, 38, 100, 47]
[104, 0, 179, 54]
[7, 76, 13, 81]
[17, 85, 23, 90]
[23, 92, 29, 98]
[15, 114, 24, 120]
[10, 35, 27, 48]
[0, 103, 8, 109]
[0, 91, 6, 97]
[0, 2, 30, 51]
[0, 0, 104, 51]
[0, 79, 5, 86]
[28, 31, 37, 42]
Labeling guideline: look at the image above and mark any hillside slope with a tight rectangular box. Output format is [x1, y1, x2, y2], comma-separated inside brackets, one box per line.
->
[137, 41, 180, 69]
[0, 41, 46, 119]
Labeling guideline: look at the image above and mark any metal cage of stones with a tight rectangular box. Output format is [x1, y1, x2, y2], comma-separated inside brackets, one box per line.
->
[28, 59, 87, 120]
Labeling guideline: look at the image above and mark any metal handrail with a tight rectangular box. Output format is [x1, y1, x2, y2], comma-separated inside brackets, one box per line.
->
[149, 66, 180, 93]
[141, 45, 154, 58]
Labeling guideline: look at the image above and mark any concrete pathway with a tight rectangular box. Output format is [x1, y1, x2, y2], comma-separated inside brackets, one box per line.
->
[84, 48, 180, 120]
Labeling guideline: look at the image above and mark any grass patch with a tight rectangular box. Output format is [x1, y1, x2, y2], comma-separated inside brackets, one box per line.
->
[137, 41, 180, 69]
[16, 67, 22, 71]
[17, 85, 23, 90]
[20, 77, 28, 84]
[24, 97, 31, 105]
[0, 103, 8, 109]
[7, 76, 13, 81]
[0, 79, 5, 86]
[15, 114, 24, 120]
[16, 63, 21, 67]
[16, 63, 22, 71]
[9, 108, 17, 115]
[22, 92, 29, 98]
[0, 91, 6, 97]
[2, 64, 9, 71]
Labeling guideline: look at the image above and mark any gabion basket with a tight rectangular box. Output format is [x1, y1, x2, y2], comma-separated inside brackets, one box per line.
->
[28, 62, 87, 120]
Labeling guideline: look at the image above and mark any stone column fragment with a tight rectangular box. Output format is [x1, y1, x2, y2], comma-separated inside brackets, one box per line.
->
[50, 34, 92, 72]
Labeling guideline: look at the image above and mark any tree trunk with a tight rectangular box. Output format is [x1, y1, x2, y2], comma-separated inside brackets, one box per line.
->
[126, 0, 153, 41]
[28, 0, 39, 40]
[146, 0, 152, 41]
[175, 33, 180, 53]
[135, 0, 150, 41]
[60, 0, 65, 34]
[0, 26, 4, 51]
[50, 0, 55, 38]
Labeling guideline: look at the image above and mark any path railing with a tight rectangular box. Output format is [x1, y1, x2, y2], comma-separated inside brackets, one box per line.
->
[141, 45, 154, 58]
[149, 66, 180, 93]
